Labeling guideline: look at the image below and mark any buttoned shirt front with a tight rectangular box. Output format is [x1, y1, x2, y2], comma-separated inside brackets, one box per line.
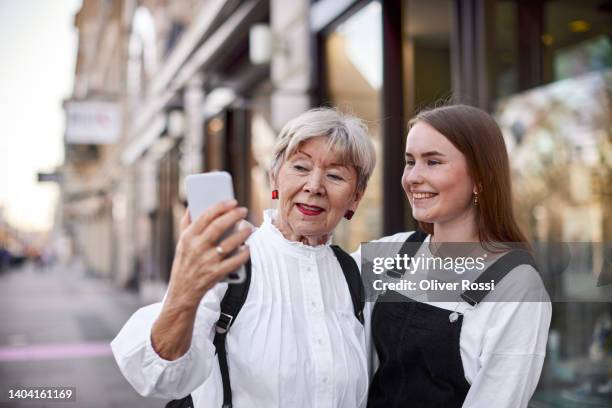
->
[111, 209, 369, 408]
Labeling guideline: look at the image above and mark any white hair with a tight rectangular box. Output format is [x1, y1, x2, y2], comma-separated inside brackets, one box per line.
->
[269, 108, 376, 192]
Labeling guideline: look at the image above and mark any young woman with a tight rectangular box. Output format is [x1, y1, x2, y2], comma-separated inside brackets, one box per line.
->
[360, 105, 551, 408]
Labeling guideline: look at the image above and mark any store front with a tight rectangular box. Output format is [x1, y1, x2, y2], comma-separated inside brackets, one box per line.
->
[314, 0, 611, 404]
[491, 1, 612, 405]
[316, 0, 457, 250]
[198, 1, 271, 225]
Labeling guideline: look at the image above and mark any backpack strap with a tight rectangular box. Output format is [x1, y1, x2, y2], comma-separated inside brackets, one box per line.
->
[387, 230, 428, 278]
[330, 245, 365, 325]
[460, 249, 538, 306]
[164, 261, 251, 408]
[213, 260, 252, 408]
[165, 394, 193, 408]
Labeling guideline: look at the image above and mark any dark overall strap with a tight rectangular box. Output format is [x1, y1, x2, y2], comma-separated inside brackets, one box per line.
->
[460, 249, 538, 306]
[330, 245, 365, 324]
[386, 230, 428, 278]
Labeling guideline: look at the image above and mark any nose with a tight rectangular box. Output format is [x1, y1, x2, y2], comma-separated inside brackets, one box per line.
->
[403, 162, 425, 188]
[303, 169, 325, 195]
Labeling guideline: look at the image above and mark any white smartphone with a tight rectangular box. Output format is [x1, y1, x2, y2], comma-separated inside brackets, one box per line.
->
[185, 171, 246, 283]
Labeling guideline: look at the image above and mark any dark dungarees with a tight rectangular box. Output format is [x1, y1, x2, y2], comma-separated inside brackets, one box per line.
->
[366, 233, 537, 408]
[367, 290, 470, 408]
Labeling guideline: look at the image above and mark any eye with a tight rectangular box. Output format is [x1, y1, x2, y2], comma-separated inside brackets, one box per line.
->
[405, 160, 415, 167]
[427, 160, 441, 166]
[327, 173, 344, 181]
[293, 165, 308, 172]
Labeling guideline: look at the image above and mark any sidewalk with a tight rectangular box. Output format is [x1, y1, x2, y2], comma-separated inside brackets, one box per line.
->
[0, 261, 167, 407]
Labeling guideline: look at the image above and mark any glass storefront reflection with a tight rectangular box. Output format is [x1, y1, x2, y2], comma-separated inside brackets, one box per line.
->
[402, 0, 452, 113]
[496, 69, 612, 406]
[543, 0, 612, 84]
[324, 1, 383, 251]
[401, 0, 452, 226]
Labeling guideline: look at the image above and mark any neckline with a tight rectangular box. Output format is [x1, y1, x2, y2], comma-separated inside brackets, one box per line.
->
[260, 209, 332, 259]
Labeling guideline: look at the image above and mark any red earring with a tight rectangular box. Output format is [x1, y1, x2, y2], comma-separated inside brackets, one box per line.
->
[344, 210, 354, 220]
[271, 190, 279, 200]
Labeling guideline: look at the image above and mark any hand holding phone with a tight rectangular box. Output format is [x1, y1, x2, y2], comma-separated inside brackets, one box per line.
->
[185, 172, 248, 283]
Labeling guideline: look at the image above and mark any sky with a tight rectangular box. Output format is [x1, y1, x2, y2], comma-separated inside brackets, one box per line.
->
[0, 0, 82, 232]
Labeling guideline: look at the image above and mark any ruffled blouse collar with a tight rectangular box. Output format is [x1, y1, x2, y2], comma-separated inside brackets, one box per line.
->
[260, 209, 332, 258]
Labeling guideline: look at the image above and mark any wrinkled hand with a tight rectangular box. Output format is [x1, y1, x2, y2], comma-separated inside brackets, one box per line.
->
[166, 199, 252, 308]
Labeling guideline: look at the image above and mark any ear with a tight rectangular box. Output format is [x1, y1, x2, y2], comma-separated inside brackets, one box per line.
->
[348, 189, 365, 212]
[473, 181, 483, 195]
[268, 169, 277, 190]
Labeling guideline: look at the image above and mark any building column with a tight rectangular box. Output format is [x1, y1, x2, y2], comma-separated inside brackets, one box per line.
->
[184, 74, 205, 175]
[381, 0, 407, 235]
[451, 0, 495, 110]
[270, 0, 312, 131]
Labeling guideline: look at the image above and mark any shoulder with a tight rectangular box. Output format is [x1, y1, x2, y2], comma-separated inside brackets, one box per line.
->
[463, 263, 551, 355]
[487, 261, 550, 303]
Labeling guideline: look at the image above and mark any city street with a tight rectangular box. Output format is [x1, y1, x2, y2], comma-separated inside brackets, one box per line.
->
[0, 1, 610, 406]
[0, 261, 166, 407]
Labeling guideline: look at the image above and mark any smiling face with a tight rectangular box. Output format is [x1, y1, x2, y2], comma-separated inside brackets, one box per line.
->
[273, 136, 362, 243]
[402, 121, 476, 227]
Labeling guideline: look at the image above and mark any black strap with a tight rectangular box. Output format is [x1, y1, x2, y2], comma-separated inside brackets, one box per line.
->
[386, 230, 428, 278]
[215, 260, 252, 408]
[165, 261, 252, 408]
[165, 395, 193, 408]
[331, 245, 365, 324]
[215, 261, 253, 335]
[460, 249, 538, 306]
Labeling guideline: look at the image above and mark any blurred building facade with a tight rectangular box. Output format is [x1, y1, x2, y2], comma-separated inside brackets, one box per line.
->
[60, 0, 611, 404]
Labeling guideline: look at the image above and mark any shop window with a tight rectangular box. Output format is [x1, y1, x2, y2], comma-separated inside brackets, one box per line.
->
[248, 82, 274, 228]
[323, 1, 383, 251]
[494, 1, 519, 99]
[402, 0, 453, 113]
[205, 115, 226, 171]
[543, 0, 612, 83]
[401, 0, 453, 227]
[493, 1, 612, 403]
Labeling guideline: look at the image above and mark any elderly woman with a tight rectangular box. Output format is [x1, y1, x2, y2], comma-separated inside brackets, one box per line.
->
[111, 108, 376, 408]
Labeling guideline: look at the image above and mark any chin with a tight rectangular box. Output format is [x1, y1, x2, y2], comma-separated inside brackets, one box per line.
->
[412, 210, 436, 224]
[292, 222, 322, 234]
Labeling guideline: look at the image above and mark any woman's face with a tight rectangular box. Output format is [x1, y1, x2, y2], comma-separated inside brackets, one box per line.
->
[275, 136, 362, 240]
[402, 121, 476, 226]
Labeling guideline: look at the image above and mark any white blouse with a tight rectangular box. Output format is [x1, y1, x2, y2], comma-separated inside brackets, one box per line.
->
[352, 232, 551, 408]
[111, 209, 369, 408]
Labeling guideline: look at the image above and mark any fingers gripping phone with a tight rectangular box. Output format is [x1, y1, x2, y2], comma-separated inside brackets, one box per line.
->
[185, 171, 246, 283]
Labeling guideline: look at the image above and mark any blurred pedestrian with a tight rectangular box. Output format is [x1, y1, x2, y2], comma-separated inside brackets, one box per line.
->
[0, 245, 11, 272]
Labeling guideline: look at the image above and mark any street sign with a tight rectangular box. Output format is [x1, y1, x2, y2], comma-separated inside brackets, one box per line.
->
[65, 101, 122, 144]
[37, 172, 62, 183]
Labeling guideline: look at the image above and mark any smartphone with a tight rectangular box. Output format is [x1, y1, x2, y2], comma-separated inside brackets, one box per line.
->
[185, 171, 246, 283]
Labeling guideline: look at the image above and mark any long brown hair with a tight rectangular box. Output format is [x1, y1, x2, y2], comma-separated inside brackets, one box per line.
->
[408, 104, 529, 249]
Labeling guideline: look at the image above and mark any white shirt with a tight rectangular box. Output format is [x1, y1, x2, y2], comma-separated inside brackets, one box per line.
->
[352, 232, 551, 408]
[111, 209, 369, 408]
